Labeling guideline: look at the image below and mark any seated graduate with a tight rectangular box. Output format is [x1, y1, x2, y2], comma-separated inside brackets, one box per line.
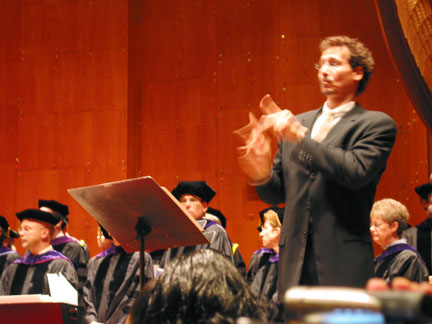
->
[0, 215, 20, 277]
[127, 249, 269, 324]
[206, 206, 246, 276]
[0, 209, 78, 295]
[246, 207, 283, 301]
[39, 199, 89, 321]
[370, 198, 428, 283]
[83, 225, 154, 324]
[159, 181, 234, 268]
[39, 199, 89, 270]
[3, 227, 19, 251]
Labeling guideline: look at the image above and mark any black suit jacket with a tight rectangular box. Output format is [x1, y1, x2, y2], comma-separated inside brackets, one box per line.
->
[257, 103, 397, 299]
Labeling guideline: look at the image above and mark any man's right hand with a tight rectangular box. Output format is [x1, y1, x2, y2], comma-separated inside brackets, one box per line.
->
[234, 112, 273, 184]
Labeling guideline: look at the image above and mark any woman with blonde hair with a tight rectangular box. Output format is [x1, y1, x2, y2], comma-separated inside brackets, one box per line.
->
[246, 207, 283, 301]
[370, 198, 428, 282]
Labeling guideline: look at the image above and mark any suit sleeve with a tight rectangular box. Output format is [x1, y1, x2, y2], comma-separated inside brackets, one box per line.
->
[293, 112, 396, 190]
[255, 143, 286, 206]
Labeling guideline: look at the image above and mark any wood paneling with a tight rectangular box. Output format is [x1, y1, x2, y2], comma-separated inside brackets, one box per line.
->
[0, 0, 127, 256]
[0, 0, 429, 261]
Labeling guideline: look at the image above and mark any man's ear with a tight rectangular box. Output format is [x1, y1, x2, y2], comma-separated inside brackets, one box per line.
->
[353, 66, 364, 81]
[41, 227, 50, 241]
[54, 221, 62, 231]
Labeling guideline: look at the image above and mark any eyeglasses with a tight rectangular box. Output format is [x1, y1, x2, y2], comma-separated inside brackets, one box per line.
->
[314, 61, 345, 71]
[370, 222, 384, 228]
[18, 225, 43, 233]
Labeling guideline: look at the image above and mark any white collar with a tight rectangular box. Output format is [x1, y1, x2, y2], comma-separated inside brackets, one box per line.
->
[322, 101, 356, 119]
[387, 238, 407, 248]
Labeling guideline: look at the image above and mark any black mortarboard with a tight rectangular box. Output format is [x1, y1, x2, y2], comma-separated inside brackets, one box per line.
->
[16, 209, 61, 226]
[415, 183, 432, 200]
[258, 206, 284, 231]
[99, 224, 113, 240]
[206, 207, 227, 228]
[171, 181, 216, 203]
[0, 215, 9, 232]
[39, 199, 69, 224]
[0, 216, 19, 238]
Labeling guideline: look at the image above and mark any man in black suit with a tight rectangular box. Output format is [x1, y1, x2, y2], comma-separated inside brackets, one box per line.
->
[235, 35, 397, 300]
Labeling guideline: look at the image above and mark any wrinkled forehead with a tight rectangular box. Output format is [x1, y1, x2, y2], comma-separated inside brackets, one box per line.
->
[180, 193, 204, 202]
[320, 45, 351, 62]
[20, 218, 49, 229]
[370, 213, 386, 222]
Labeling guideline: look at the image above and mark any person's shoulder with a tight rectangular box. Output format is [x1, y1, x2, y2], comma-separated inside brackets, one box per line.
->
[356, 104, 395, 122]
[404, 226, 417, 235]
[50, 255, 75, 269]
[63, 240, 83, 249]
[397, 248, 421, 261]
[7, 251, 21, 262]
[206, 222, 228, 234]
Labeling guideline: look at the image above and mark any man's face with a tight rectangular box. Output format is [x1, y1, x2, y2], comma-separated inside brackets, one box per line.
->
[317, 46, 362, 100]
[259, 220, 280, 249]
[370, 213, 397, 249]
[421, 192, 432, 214]
[96, 228, 112, 250]
[19, 219, 47, 249]
[180, 194, 208, 220]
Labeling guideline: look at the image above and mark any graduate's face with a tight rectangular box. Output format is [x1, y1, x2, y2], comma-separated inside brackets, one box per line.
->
[259, 220, 280, 249]
[317, 46, 363, 100]
[421, 193, 432, 215]
[18, 219, 48, 249]
[180, 194, 208, 220]
[370, 213, 398, 249]
[96, 228, 113, 250]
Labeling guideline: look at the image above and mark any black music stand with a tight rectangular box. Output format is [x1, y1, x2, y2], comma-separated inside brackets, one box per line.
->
[68, 176, 209, 288]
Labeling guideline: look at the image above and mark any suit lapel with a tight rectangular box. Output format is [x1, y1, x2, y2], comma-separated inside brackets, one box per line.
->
[299, 108, 322, 139]
[322, 104, 363, 145]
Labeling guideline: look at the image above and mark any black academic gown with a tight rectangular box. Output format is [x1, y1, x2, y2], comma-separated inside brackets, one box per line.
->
[233, 244, 246, 277]
[0, 249, 78, 295]
[374, 243, 429, 283]
[246, 248, 278, 301]
[52, 236, 89, 299]
[160, 219, 233, 268]
[83, 245, 154, 324]
[0, 247, 20, 277]
[404, 218, 432, 274]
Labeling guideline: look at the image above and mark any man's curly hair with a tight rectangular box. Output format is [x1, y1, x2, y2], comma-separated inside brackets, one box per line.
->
[320, 35, 374, 96]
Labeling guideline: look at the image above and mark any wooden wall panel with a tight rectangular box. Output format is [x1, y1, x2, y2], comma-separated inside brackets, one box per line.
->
[0, 0, 429, 262]
[0, 0, 128, 256]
